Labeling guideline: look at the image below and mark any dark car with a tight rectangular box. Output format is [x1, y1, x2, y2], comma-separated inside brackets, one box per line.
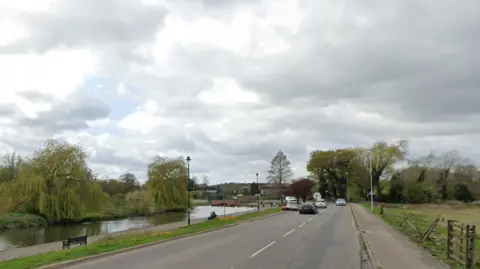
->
[299, 202, 318, 214]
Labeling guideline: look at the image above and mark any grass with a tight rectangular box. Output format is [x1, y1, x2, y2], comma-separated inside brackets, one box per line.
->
[361, 203, 480, 269]
[0, 213, 47, 229]
[0, 208, 282, 269]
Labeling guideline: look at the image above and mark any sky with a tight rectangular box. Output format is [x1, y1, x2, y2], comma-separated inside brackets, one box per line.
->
[1, 0, 480, 184]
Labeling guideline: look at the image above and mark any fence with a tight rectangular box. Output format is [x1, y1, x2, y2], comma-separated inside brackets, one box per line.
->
[378, 205, 478, 268]
[447, 220, 476, 268]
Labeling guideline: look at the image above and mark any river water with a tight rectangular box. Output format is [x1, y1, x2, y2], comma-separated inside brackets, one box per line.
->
[0, 206, 255, 251]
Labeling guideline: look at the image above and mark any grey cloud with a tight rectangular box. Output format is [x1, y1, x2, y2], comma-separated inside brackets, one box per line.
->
[17, 91, 54, 102]
[1, 0, 167, 54]
[0, 104, 18, 117]
[90, 148, 147, 171]
[229, 1, 480, 123]
[18, 92, 110, 132]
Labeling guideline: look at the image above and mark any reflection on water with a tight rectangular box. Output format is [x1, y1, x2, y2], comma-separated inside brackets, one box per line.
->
[0, 206, 254, 251]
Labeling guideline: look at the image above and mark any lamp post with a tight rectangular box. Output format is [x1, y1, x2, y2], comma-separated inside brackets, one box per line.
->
[369, 151, 373, 211]
[345, 171, 349, 203]
[256, 173, 260, 212]
[186, 156, 191, 226]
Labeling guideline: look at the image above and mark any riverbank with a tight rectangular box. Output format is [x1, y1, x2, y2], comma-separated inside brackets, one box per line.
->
[0, 208, 187, 229]
[0, 208, 282, 269]
[0, 213, 47, 229]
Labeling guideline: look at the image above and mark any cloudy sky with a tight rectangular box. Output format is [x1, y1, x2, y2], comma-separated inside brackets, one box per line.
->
[1, 0, 479, 184]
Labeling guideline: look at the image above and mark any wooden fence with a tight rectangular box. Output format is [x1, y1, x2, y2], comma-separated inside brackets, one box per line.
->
[447, 220, 476, 268]
[379, 205, 477, 268]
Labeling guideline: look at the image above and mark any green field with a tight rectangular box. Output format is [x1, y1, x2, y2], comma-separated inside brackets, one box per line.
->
[0, 208, 282, 269]
[363, 203, 480, 269]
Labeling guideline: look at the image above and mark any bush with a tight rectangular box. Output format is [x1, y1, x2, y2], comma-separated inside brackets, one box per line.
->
[403, 181, 436, 204]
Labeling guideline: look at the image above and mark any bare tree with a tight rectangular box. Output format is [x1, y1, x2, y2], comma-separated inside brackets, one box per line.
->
[267, 151, 293, 186]
[202, 176, 209, 192]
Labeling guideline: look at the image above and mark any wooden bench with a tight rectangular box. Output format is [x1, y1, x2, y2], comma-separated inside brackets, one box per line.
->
[62, 235, 88, 249]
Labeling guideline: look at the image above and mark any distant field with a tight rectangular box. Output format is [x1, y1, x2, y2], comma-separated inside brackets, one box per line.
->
[376, 202, 480, 226]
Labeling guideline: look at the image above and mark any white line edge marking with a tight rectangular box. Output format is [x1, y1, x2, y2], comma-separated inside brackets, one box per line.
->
[250, 241, 276, 258]
[283, 229, 296, 237]
[298, 222, 305, 227]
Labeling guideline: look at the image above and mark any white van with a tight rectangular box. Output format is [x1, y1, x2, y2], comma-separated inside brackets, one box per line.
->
[285, 199, 298, 210]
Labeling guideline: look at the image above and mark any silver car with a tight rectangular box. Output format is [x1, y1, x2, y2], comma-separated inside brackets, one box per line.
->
[315, 199, 327, 208]
[335, 199, 346, 206]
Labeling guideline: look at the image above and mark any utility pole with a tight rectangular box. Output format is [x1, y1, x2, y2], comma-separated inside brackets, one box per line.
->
[346, 171, 349, 203]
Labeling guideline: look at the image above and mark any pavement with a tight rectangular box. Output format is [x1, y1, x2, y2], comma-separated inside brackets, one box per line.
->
[351, 204, 448, 269]
[0, 208, 259, 262]
[63, 206, 362, 269]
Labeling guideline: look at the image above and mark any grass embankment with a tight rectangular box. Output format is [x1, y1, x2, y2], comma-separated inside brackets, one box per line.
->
[0, 208, 283, 269]
[0, 207, 188, 229]
[0, 213, 47, 229]
[361, 203, 480, 269]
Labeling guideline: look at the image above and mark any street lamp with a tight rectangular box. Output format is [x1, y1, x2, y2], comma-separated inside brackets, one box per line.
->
[186, 156, 191, 226]
[256, 173, 259, 212]
[345, 171, 349, 203]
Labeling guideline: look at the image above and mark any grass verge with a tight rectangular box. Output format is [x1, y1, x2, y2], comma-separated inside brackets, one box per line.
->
[0, 208, 282, 269]
[0, 213, 47, 229]
[360, 203, 480, 269]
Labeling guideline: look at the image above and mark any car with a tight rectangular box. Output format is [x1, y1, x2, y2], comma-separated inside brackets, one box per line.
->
[335, 199, 347, 206]
[299, 202, 318, 214]
[315, 199, 327, 209]
[285, 201, 298, 211]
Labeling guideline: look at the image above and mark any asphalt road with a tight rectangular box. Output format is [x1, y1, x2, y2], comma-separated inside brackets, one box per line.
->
[66, 205, 361, 269]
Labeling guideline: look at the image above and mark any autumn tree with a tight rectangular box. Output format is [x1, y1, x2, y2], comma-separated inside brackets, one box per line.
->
[267, 151, 293, 185]
[288, 178, 315, 202]
[146, 156, 188, 210]
[8, 139, 107, 221]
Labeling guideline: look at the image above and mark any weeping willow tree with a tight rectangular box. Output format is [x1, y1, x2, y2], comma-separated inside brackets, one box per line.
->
[146, 156, 188, 211]
[10, 139, 107, 222]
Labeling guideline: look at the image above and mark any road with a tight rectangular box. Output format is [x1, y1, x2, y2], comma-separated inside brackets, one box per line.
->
[65, 206, 361, 269]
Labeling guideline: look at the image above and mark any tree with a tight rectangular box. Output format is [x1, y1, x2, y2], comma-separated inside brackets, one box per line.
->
[120, 172, 139, 186]
[125, 190, 153, 215]
[306, 148, 358, 199]
[0, 152, 23, 183]
[8, 139, 107, 221]
[288, 178, 315, 202]
[189, 175, 198, 191]
[202, 176, 209, 192]
[250, 181, 259, 195]
[146, 156, 188, 210]
[362, 140, 408, 200]
[267, 151, 293, 185]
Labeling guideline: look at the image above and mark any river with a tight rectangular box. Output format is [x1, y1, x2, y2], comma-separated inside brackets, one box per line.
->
[0, 206, 255, 251]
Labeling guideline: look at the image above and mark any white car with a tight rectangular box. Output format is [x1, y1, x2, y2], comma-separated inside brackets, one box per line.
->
[335, 199, 347, 206]
[285, 201, 298, 211]
[315, 199, 327, 208]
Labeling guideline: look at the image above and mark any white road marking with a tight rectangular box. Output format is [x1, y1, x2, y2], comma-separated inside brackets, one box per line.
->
[283, 229, 296, 237]
[307, 215, 316, 221]
[298, 222, 305, 227]
[250, 241, 276, 258]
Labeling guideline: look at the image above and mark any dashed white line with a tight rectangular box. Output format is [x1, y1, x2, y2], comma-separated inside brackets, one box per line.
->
[307, 215, 316, 221]
[250, 241, 276, 258]
[298, 222, 305, 227]
[283, 229, 296, 237]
